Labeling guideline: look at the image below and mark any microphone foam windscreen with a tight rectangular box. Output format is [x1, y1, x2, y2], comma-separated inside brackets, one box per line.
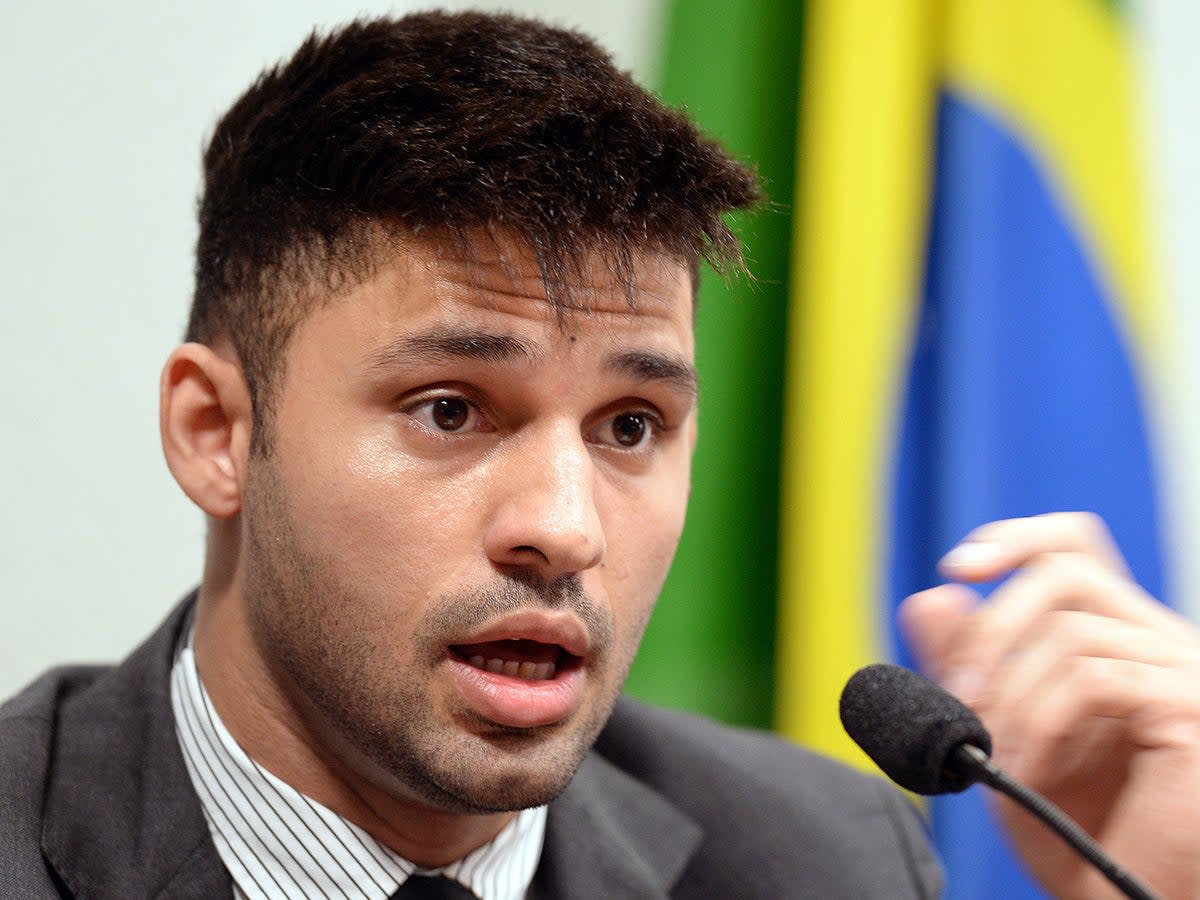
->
[839, 663, 993, 795]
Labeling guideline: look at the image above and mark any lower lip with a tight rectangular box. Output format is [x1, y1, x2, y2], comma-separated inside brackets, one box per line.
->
[446, 657, 585, 729]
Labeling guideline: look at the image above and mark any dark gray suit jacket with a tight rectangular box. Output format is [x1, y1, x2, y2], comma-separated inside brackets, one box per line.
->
[0, 602, 941, 898]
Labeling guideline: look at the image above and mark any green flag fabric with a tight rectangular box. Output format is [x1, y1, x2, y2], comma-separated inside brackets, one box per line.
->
[622, 0, 805, 729]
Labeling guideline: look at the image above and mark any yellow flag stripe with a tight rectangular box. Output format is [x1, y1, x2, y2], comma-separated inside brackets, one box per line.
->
[776, 0, 939, 768]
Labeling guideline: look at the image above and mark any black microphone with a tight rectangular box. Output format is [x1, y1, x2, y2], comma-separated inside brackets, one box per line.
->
[839, 662, 991, 794]
[839, 663, 1160, 900]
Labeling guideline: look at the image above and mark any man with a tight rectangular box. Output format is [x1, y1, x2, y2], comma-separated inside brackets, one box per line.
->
[0, 12, 939, 899]
[5, 12, 1195, 900]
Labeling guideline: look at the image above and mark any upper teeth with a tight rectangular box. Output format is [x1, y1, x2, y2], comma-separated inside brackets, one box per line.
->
[469, 656, 556, 680]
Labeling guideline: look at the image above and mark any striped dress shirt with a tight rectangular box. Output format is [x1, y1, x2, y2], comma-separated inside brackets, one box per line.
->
[170, 644, 546, 900]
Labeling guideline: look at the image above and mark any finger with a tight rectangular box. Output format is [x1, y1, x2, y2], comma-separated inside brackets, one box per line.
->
[937, 553, 1177, 691]
[982, 610, 1179, 762]
[1001, 656, 1199, 787]
[987, 700, 1126, 795]
[896, 583, 979, 682]
[939, 512, 1129, 584]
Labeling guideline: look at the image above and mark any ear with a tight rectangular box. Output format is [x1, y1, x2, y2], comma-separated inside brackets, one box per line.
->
[160, 342, 253, 519]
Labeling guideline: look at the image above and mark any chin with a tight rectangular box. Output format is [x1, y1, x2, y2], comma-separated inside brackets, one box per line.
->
[439, 766, 577, 815]
[396, 683, 618, 814]
[402, 732, 588, 815]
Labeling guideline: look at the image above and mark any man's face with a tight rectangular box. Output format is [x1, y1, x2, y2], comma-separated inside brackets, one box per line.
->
[239, 237, 697, 815]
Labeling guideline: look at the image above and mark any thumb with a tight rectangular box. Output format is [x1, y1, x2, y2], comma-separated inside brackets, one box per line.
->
[897, 584, 978, 681]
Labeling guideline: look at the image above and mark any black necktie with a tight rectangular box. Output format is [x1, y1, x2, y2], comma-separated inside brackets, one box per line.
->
[390, 874, 479, 899]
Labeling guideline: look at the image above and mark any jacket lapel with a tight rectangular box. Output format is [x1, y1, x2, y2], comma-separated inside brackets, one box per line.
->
[40, 597, 232, 900]
[535, 752, 702, 899]
[38, 599, 701, 899]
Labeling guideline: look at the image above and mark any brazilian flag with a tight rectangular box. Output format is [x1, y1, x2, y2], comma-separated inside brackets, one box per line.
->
[627, 1, 1171, 897]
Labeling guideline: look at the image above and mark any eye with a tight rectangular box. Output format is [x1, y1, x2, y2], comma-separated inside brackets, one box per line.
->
[430, 398, 471, 431]
[611, 413, 647, 447]
[595, 411, 656, 450]
[406, 395, 490, 434]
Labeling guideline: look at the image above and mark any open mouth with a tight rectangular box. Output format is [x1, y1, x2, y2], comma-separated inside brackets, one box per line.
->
[449, 639, 581, 682]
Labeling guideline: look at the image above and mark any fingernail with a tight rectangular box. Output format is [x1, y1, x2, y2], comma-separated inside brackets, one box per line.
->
[940, 541, 1002, 572]
[941, 667, 984, 704]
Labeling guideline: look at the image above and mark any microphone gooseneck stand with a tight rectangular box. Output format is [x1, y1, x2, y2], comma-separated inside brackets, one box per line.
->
[839, 663, 1162, 900]
[953, 744, 1158, 900]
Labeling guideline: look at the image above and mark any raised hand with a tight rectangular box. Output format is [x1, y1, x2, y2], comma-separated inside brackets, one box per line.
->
[899, 513, 1200, 899]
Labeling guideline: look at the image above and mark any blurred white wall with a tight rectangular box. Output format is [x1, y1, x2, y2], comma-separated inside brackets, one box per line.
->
[0, 1, 665, 698]
[2, 2, 1197, 700]
[1140, 2, 1200, 621]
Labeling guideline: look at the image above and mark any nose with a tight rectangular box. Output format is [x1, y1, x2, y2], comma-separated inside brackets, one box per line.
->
[484, 422, 606, 578]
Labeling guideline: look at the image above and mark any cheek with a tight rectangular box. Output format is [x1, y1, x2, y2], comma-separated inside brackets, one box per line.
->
[601, 465, 691, 606]
[634, 503, 689, 580]
[638, 454, 693, 559]
[280, 434, 480, 598]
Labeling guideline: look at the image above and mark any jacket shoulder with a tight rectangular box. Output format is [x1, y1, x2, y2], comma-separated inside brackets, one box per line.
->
[594, 696, 942, 898]
[0, 666, 111, 896]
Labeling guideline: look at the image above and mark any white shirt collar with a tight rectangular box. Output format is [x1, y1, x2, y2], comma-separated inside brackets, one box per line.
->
[170, 643, 546, 900]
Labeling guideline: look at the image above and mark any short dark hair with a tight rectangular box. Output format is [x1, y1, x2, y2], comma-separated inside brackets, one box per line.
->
[186, 11, 760, 444]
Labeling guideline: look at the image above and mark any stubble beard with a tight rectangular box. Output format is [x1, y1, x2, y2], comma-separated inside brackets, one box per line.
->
[239, 461, 633, 815]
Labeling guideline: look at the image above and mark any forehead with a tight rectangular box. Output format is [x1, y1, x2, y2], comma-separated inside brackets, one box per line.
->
[422, 232, 692, 318]
[272, 233, 701, 409]
[308, 232, 697, 350]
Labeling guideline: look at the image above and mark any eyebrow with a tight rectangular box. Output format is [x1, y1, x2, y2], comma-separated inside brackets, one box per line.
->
[364, 326, 698, 398]
[606, 351, 698, 400]
[364, 328, 538, 371]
